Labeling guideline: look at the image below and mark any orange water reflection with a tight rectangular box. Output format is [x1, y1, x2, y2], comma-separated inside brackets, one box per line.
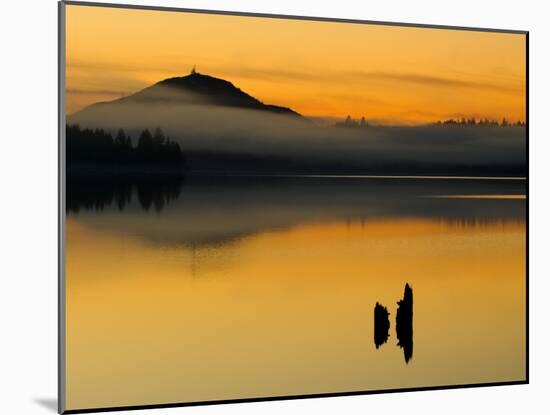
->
[66, 215, 525, 410]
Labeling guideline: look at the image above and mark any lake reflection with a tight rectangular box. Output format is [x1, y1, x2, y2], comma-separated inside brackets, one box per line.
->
[65, 176, 526, 410]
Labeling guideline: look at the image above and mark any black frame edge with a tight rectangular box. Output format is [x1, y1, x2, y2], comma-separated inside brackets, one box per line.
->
[61, 0, 528, 35]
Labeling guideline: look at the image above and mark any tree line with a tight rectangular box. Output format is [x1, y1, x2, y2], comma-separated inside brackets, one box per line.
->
[66, 124, 185, 165]
[335, 115, 369, 129]
[434, 117, 525, 127]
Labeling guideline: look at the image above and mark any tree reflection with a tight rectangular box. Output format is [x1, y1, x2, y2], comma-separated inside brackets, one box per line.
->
[66, 175, 183, 213]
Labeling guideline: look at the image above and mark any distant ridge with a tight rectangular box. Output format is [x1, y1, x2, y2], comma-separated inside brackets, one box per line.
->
[72, 71, 301, 117]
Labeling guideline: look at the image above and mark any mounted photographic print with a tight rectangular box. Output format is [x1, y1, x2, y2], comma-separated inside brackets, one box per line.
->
[58, 1, 528, 413]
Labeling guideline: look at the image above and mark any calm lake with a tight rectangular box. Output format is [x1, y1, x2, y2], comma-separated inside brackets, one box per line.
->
[65, 176, 526, 410]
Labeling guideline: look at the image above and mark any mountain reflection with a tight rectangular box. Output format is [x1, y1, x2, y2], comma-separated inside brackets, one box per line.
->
[396, 284, 414, 363]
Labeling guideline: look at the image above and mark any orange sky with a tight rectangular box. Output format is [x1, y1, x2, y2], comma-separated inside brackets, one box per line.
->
[65, 4, 526, 124]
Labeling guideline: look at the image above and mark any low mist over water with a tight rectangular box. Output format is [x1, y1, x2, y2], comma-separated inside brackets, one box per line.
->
[68, 73, 526, 176]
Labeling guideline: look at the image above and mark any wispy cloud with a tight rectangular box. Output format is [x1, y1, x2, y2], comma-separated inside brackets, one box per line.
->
[219, 67, 523, 95]
[68, 61, 181, 74]
[67, 60, 523, 96]
[218, 67, 315, 82]
[67, 88, 129, 96]
[352, 71, 523, 94]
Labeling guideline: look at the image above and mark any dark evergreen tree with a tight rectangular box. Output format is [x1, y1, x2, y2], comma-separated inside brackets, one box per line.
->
[153, 127, 165, 146]
[66, 124, 185, 167]
[137, 128, 154, 162]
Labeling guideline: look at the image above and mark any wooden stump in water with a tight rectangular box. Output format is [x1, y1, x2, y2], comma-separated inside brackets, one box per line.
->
[374, 302, 390, 348]
[396, 283, 414, 363]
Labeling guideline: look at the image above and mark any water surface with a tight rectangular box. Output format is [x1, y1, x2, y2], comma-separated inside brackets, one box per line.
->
[65, 176, 526, 410]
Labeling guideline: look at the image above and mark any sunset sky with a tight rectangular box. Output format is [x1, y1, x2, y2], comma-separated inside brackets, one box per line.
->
[65, 4, 526, 124]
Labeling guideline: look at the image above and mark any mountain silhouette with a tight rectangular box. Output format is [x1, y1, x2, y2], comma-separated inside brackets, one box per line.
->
[72, 71, 301, 118]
